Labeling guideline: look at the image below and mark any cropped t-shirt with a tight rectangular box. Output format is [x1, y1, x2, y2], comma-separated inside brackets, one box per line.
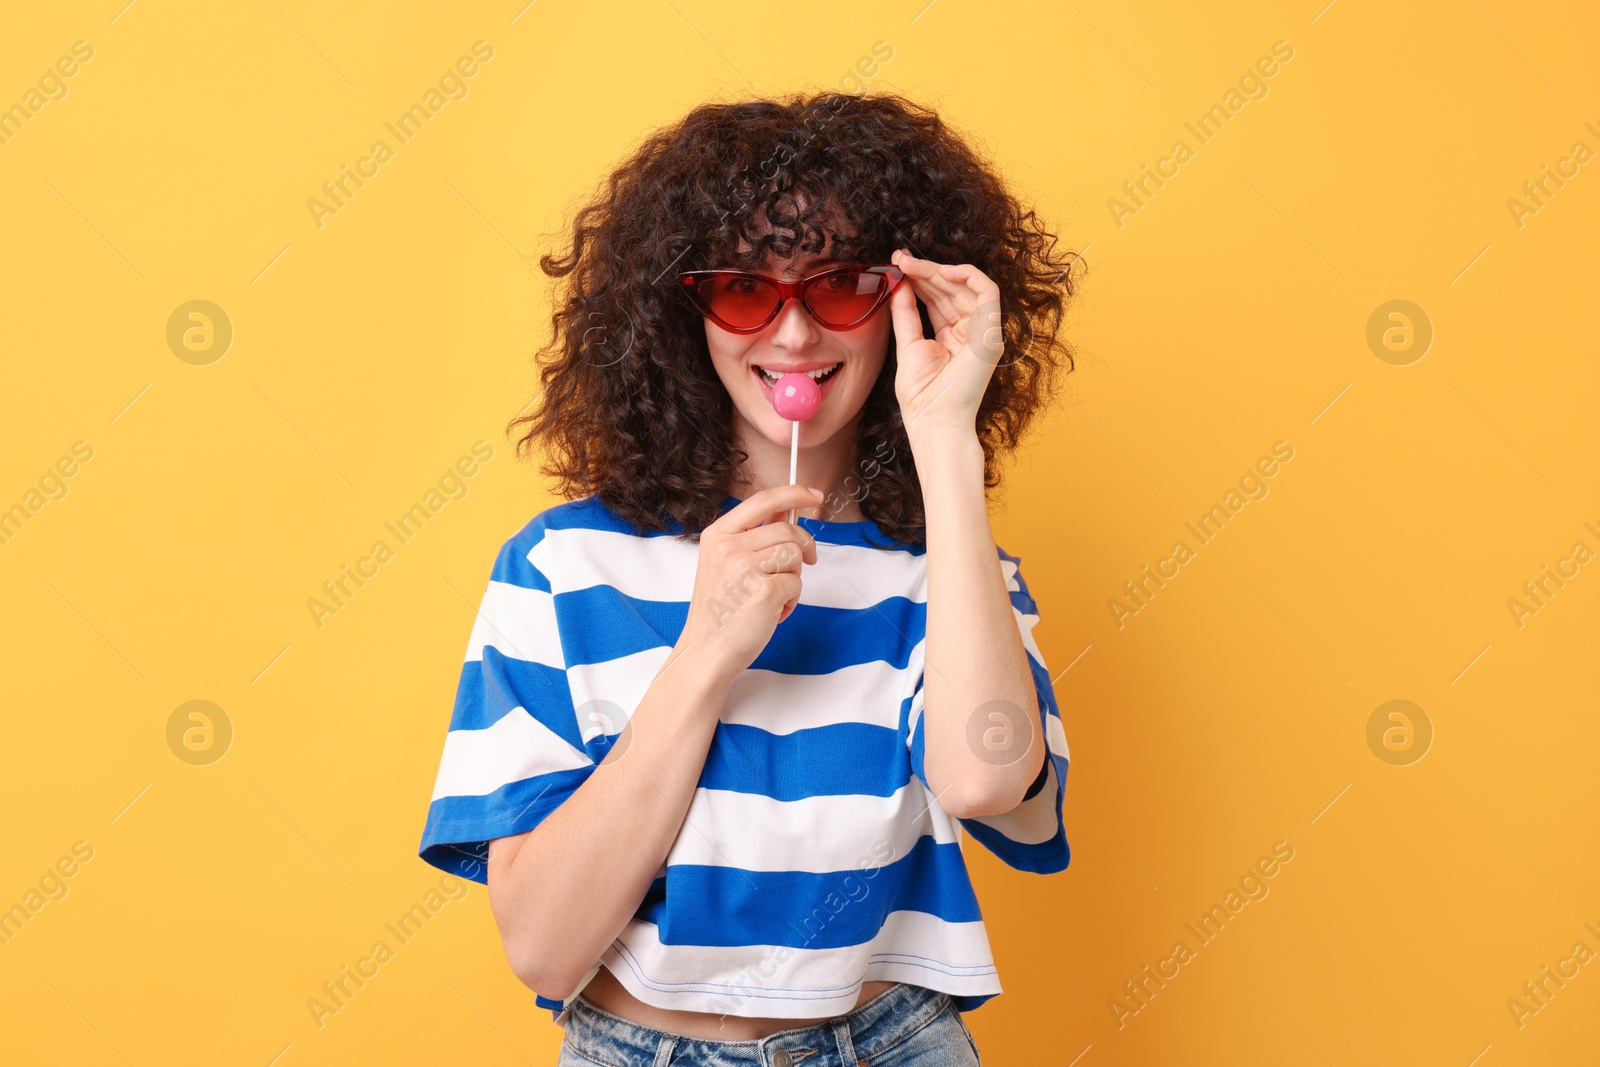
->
[417, 495, 1070, 1026]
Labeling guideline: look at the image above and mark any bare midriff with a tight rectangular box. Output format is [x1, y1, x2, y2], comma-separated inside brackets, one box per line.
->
[574, 964, 900, 1040]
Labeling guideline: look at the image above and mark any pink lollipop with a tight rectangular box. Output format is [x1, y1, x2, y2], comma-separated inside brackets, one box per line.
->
[772, 372, 821, 421]
[771, 372, 822, 522]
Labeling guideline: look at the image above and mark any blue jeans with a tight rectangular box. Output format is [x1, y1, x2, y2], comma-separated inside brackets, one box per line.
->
[556, 982, 982, 1066]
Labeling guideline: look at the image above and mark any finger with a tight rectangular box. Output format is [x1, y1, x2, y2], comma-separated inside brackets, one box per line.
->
[903, 256, 1002, 352]
[889, 280, 926, 353]
[764, 523, 818, 566]
[939, 264, 1004, 363]
[907, 277, 958, 337]
[762, 572, 802, 611]
[770, 524, 818, 566]
[938, 262, 1002, 302]
[737, 521, 816, 560]
[716, 485, 826, 532]
[753, 542, 804, 577]
[896, 250, 969, 315]
[895, 259, 962, 331]
[776, 585, 806, 625]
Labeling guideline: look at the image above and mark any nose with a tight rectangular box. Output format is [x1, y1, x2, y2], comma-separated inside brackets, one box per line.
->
[769, 295, 821, 352]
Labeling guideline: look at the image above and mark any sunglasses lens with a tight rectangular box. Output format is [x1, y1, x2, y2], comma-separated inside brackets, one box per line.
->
[696, 274, 780, 329]
[805, 269, 893, 327]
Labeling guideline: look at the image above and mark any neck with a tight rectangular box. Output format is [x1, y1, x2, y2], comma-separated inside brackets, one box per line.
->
[728, 411, 865, 522]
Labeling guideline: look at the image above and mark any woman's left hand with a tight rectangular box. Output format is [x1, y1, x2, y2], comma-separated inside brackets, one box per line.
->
[888, 248, 1005, 441]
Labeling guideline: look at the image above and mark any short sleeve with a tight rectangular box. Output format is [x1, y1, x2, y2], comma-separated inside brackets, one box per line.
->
[907, 547, 1071, 875]
[418, 535, 593, 885]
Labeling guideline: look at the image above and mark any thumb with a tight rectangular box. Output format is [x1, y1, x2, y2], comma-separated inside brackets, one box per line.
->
[889, 280, 924, 354]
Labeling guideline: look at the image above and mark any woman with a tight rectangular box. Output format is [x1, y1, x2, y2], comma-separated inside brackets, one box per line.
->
[419, 89, 1076, 1065]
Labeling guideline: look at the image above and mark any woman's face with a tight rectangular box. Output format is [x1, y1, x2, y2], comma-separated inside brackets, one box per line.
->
[701, 251, 892, 452]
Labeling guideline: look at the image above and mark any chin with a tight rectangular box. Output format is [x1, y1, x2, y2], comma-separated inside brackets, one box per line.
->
[743, 400, 851, 449]
[739, 369, 866, 448]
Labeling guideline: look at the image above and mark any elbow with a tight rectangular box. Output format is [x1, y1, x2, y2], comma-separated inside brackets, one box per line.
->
[940, 777, 1019, 820]
[504, 937, 578, 1000]
[936, 747, 1045, 821]
[946, 751, 1047, 819]
[495, 910, 564, 997]
[489, 845, 576, 999]
[502, 937, 547, 992]
[489, 875, 601, 1002]
[949, 785, 1023, 820]
[927, 764, 1024, 821]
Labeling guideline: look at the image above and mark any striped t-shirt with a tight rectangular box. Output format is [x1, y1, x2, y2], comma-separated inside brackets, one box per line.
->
[418, 495, 1070, 1025]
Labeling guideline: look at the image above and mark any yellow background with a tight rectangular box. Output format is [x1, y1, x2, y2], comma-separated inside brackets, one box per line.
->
[2, 0, 1596, 1063]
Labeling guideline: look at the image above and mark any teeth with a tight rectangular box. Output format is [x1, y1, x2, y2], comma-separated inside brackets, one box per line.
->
[756, 363, 840, 385]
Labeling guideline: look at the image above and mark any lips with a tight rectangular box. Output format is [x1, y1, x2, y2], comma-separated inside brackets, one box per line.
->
[754, 362, 841, 386]
[752, 362, 842, 406]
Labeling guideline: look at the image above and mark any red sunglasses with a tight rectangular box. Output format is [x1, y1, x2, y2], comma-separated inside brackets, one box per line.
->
[678, 264, 906, 334]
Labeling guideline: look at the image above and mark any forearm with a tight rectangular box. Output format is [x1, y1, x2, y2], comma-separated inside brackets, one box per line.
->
[914, 430, 1041, 819]
[487, 646, 732, 997]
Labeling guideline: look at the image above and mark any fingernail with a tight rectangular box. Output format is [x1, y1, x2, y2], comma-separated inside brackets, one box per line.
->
[808, 487, 824, 499]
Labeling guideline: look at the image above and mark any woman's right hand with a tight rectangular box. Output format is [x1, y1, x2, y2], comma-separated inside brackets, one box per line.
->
[676, 484, 823, 679]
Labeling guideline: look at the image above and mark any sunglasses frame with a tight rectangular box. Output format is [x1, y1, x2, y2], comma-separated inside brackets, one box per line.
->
[678, 264, 906, 334]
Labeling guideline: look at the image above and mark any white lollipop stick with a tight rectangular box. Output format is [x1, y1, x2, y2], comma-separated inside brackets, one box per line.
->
[787, 420, 801, 523]
[771, 373, 822, 525]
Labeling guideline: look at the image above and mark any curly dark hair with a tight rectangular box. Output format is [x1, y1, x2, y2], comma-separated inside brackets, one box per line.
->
[508, 89, 1077, 546]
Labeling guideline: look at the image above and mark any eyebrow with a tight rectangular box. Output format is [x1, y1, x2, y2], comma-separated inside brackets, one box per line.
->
[712, 246, 863, 275]
[728, 256, 844, 278]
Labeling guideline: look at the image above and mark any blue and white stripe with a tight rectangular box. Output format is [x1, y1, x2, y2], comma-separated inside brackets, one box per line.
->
[419, 496, 1070, 1024]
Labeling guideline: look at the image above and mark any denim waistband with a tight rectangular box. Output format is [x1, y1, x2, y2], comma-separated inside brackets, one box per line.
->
[561, 981, 953, 1067]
